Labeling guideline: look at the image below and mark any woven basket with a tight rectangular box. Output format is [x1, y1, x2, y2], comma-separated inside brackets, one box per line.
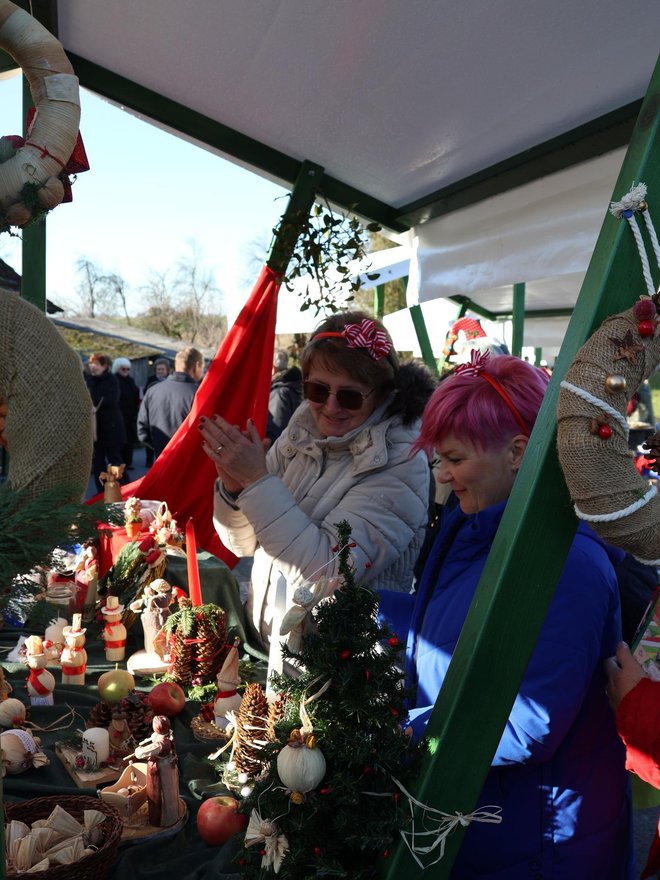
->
[5, 795, 123, 880]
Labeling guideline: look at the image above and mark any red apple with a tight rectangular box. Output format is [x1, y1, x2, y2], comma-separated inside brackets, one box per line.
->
[147, 680, 186, 717]
[97, 667, 136, 704]
[196, 795, 248, 846]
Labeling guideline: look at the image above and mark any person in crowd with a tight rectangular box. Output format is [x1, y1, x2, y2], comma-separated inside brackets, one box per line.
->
[606, 642, 660, 879]
[85, 352, 126, 491]
[199, 311, 436, 653]
[268, 348, 303, 442]
[111, 357, 140, 470]
[379, 351, 632, 879]
[138, 347, 204, 461]
[142, 357, 171, 466]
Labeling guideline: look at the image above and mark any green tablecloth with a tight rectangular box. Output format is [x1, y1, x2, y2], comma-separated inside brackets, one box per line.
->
[1, 555, 253, 880]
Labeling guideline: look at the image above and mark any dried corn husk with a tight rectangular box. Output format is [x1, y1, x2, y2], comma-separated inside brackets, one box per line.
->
[50, 836, 85, 865]
[83, 809, 106, 831]
[29, 826, 57, 855]
[27, 857, 50, 873]
[14, 833, 38, 870]
[44, 804, 83, 836]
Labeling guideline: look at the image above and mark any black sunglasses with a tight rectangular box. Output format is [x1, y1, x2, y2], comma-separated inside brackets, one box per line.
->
[303, 380, 374, 411]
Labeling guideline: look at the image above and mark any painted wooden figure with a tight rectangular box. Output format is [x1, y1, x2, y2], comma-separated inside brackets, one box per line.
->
[60, 614, 87, 685]
[101, 595, 127, 662]
[24, 635, 55, 706]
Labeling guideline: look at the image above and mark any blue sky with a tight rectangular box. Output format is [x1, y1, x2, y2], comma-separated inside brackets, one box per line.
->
[0, 71, 289, 316]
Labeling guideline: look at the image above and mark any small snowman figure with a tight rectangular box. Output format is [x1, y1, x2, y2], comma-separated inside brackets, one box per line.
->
[24, 636, 55, 706]
[213, 638, 242, 729]
[60, 614, 87, 685]
[101, 596, 127, 662]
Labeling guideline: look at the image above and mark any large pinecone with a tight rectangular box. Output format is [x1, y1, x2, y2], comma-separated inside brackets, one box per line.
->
[196, 605, 228, 682]
[118, 690, 154, 742]
[233, 683, 270, 778]
[86, 700, 112, 729]
[266, 694, 285, 742]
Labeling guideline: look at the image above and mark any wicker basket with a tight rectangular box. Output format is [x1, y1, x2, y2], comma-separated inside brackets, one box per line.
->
[5, 795, 123, 880]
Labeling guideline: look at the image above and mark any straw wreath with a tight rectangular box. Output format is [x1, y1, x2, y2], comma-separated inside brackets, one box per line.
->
[557, 302, 660, 565]
[0, 0, 80, 227]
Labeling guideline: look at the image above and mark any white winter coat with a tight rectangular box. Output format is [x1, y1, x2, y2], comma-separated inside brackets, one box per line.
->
[213, 397, 430, 650]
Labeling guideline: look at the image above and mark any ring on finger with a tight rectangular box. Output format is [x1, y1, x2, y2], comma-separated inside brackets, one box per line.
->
[215, 444, 224, 453]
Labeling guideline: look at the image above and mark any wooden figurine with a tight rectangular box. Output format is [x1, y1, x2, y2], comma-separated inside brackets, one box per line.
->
[134, 715, 180, 827]
[60, 614, 87, 685]
[101, 595, 127, 662]
[214, 637, 242, 729]
[76, 542, 99, 622]
[24, 636, 55, 706]
[130, 578, 174, 655]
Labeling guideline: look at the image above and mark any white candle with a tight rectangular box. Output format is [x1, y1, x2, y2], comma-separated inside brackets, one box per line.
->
[82, 727, 110, 769]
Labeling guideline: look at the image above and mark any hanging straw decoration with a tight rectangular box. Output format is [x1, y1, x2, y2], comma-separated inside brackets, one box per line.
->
[0, 0, 81, 226]
[557, 182, 660, 564]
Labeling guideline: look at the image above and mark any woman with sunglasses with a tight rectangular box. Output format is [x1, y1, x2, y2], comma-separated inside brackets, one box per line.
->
[200, 311, 435, 654]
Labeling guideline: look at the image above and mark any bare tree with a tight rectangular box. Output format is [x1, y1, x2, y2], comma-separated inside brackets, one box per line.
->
[100, 272, 131, 324]
[76, 257, 105, 317]
[139, 268, 184, 339]
[173, 241, 223, 345]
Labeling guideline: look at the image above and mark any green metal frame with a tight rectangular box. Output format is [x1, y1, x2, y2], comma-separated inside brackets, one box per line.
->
[409, 304, 438, 375]
[384, 52, 660, 880]
[511, 282, 525, 357]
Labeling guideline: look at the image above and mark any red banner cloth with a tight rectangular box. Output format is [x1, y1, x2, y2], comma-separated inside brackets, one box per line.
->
[89, 265, 281, 566]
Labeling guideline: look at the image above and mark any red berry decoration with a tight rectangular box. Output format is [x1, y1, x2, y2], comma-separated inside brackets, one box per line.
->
[339, 649, 351, 660]
[633, 298, 657, 321]
[598, 424, 613, 440]
[314, 848, 321, 857]
[387, 636, 399, 647]
[638, 319, 656, 338]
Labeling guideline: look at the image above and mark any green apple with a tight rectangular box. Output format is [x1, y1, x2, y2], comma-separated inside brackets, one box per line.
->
[97, 666, 136, 704]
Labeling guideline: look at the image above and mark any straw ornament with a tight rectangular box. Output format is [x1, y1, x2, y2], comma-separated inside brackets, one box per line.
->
[557, 182, 660, 564]
[0, 1, 85, 229]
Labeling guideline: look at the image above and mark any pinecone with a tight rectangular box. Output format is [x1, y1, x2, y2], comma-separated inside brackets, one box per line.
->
[233, 683, 270, 778]
[266, 693, 285, 742]
[118, 690, 154, 742]
[86, 700, 113, 729]
[165, 607, 197, 686]
[195, 605, 228, 683]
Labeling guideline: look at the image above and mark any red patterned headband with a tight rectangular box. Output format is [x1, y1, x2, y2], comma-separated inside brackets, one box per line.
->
[454, 350, 529, 437]
[313, 318, 392, 360]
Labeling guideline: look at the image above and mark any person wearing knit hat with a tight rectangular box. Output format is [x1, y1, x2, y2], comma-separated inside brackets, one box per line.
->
[443, 316, 509, 365]
[112, 357, 140, 470]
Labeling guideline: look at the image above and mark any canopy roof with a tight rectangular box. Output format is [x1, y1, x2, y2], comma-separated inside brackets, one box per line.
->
[3, 2, 659, 337]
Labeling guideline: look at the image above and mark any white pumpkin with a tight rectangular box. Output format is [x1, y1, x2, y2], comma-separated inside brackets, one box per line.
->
[276, 738, 326, 793]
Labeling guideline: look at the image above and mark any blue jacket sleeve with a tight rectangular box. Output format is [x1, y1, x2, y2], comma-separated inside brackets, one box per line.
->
[491, 536, 620, 765]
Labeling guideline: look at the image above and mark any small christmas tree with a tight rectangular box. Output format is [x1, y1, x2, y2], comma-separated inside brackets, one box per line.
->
[237, 521, 425, 879]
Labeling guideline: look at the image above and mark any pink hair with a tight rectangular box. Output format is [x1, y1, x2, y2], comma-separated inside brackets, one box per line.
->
[414, 356, 550, 454]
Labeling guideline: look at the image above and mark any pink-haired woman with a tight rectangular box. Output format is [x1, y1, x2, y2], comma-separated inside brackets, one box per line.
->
[380, 353, 633, 879]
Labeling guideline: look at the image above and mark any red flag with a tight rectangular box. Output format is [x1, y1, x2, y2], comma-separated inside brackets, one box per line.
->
[91, 265, 281, 565]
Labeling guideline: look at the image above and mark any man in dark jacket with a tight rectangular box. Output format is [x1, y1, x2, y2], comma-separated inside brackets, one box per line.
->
[137, 347, 204, 460]
[267, 349, 302, 443]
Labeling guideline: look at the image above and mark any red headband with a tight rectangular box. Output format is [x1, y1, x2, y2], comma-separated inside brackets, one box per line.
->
[454, 350, 529, 437]
[313, 318, 392, 360]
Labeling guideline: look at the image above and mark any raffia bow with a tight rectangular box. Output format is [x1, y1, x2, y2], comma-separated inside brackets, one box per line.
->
[343, 318, 391, 360]
[245, 809, 289, 874]
[392, 775, 502, 869]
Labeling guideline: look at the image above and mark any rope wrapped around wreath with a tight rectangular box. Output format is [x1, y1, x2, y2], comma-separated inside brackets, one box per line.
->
[557, 302, 660, 564]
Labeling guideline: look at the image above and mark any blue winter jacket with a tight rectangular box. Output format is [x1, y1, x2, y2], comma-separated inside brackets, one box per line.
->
[379, 501, 633, 879]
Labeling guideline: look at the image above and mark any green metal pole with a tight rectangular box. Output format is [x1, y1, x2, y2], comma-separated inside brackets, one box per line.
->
[267, 160, 324, 275]
[20, 75, 47, 312]
[374, 284, 385, 319]
[384, 52, 660, 880]
[511, 281, 525, 357]
[534, 346, 543, 366]
[409, 304, 438, 376]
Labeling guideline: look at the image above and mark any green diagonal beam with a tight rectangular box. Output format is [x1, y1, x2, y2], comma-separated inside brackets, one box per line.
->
[384, 51, 660, 880]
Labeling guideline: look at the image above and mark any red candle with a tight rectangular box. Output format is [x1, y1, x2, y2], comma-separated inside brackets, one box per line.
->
[185, 518, 203, 607]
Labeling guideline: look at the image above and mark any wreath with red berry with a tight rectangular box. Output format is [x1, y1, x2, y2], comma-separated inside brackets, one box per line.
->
[556, 296, 660, 565]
